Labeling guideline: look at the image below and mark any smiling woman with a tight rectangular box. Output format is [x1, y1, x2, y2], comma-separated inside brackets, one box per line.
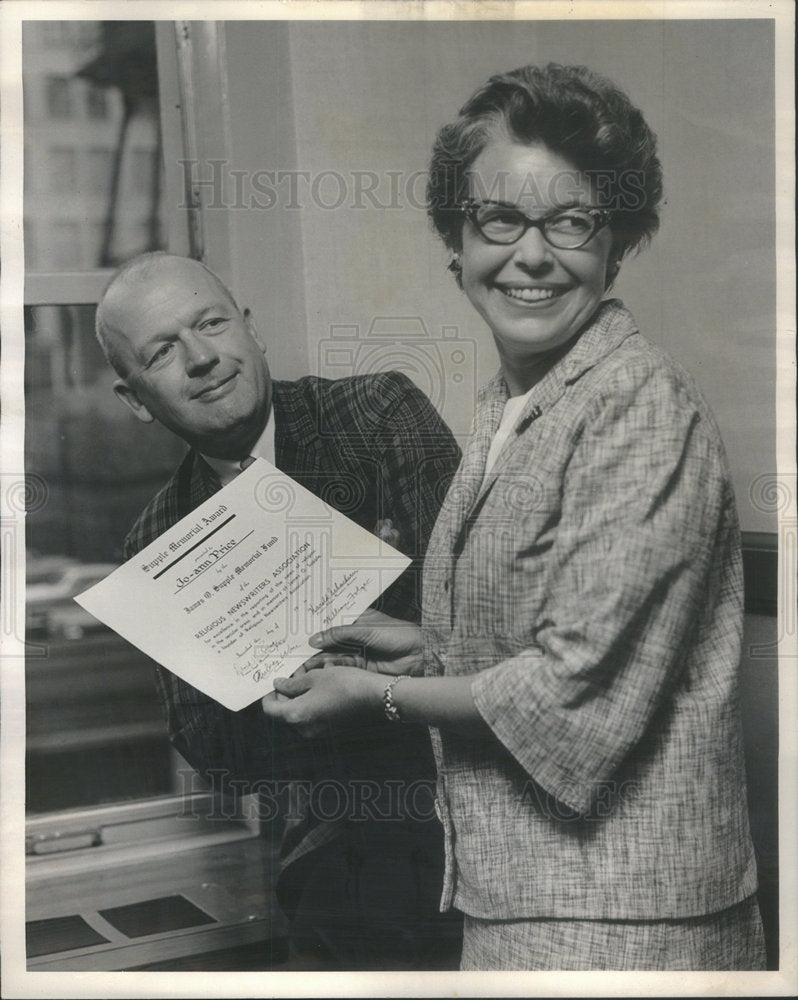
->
[268, 62, 768, 972]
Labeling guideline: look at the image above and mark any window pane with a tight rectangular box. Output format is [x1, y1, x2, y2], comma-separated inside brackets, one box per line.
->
[23, 21, 168, 271]
[45, 222, 81, 269]
[25, 304, 189, 814]
[45, 75, 73, 119]
[48, 147, 77, 193]
[85, 82, 108, 120]
[131, 147, 157, 196]
[87, 147, 113, 193]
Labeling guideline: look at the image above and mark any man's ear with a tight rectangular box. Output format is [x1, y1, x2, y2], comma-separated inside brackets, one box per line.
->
[113, 379, 155, 423]
[243, 308, 267, 355]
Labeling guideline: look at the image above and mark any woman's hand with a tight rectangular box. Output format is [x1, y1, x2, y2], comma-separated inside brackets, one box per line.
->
[305, 608, 424, 676]
[261, 662, 307, 705]
[260, 665, 384, 738]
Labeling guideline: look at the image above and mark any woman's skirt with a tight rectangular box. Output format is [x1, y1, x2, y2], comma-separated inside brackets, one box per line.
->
[459, 894, 766, 970]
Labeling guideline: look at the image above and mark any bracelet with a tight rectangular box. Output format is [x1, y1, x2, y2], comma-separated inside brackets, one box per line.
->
[383, 675, 411, 723]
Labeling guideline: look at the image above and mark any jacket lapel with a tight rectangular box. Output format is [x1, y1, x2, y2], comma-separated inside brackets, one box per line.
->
[423, 372, 507, 638]
[475, 299, 641, 502]
[271, 380, 319, 472]
[473, 366, 567, 506]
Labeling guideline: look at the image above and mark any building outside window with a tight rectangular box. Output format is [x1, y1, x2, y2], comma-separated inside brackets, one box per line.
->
[85, 81, 108, 119]
[130, 146, 157, 196]
[86, 146, 112, 194]
[45, 74, 73, 118]
[48, 147, 77, 194]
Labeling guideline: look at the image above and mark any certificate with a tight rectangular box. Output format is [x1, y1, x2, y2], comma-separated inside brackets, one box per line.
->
[75, 459, 410, 710]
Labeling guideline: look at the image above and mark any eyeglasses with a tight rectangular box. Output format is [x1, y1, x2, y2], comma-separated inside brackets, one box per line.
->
[457, 200, 612, 250]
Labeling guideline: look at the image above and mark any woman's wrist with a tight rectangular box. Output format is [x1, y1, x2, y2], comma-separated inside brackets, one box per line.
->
[356, 667, 391, 719]
[376, 674, 490, 734]
[383, 674, 413, 722]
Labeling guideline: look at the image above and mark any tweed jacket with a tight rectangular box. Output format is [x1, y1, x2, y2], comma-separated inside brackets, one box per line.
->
[124, 372, 460, 865]
[423, 300, 758, 920]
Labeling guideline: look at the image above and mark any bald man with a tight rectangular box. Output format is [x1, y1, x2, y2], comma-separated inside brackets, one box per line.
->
[97, 252, 462, 969]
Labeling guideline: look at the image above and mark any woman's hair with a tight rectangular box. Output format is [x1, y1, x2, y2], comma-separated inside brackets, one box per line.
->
[427, 63, 663, 261]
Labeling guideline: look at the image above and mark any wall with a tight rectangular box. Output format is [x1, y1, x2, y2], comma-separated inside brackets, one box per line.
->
[222, 18, 776, 532]
[222, 23, 308, 365]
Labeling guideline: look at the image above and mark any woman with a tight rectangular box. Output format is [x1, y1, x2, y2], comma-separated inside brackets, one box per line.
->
[262, 63, 766, 971]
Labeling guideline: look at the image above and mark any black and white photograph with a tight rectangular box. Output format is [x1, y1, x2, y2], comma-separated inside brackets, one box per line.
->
[0, 2, 795, 996]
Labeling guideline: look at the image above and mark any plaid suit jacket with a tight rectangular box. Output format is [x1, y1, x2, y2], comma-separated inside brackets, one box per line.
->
[423, 300, 758, 920]
[124, 373, 460, 871]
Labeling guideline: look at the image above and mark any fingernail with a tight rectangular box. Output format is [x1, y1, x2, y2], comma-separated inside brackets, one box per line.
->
[308, 634, 321, 646]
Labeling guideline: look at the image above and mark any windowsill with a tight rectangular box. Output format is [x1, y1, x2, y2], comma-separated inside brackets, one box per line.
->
[27, 793, 257, 864]
[26, 793, 284, 971]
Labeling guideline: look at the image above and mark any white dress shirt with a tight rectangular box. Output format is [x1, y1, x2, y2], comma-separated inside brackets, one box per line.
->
[200, 407, 276, 487]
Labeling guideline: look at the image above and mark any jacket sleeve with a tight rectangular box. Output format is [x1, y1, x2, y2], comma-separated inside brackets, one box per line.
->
[470, 365, 742, 815]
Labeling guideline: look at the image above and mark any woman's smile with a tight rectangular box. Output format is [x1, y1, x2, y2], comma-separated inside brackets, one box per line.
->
[495, 283, 569, 305]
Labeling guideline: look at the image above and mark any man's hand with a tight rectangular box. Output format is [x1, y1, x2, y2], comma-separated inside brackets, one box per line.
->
[305, 608, 423, 676]
[260, 665, 384, 738]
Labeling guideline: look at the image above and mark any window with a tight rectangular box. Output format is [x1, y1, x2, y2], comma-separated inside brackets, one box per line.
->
[86, 146, 112, 194]
[39, 22, 68, 48]
[23, 21, 185, 817]
[48, 147, 77, 194]
[45, 75, 73, 119]
[130, 146, 157, 196]
[19, 22, 263, 976]
[26, 22, 168, 273]
[45, 221, 81, 269]
[85, 83, 108, 119]
[90, 221, 106, 263]
[39, 22, 92, 49]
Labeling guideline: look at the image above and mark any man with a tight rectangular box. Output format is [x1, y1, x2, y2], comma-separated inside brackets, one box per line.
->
[95, 252, 462, 969]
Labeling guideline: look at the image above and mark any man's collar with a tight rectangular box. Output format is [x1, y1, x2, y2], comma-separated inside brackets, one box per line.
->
[199, 398, 276, 487]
